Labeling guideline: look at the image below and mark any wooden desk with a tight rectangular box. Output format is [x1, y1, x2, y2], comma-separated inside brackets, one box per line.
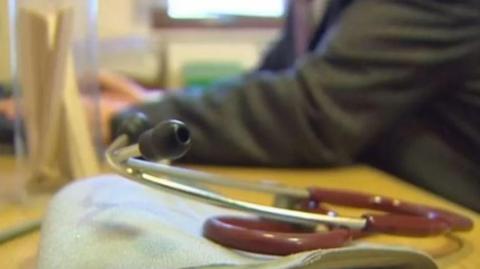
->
[0, 163, 478, 269]
[193, 165, 479, 269]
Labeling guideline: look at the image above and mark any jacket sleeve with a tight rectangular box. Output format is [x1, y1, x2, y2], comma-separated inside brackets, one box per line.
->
[256, 1, 297, 72]
[117, 0, 480, 166]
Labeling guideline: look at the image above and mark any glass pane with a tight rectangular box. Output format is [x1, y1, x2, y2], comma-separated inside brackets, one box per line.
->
[167, 0, 285, 19]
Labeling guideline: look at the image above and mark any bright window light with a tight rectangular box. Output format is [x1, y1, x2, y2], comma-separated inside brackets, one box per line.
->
[167, 0, 285, 19]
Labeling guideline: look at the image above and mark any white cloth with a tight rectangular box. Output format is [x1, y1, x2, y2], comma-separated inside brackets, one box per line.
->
[37, 175, 437, 269]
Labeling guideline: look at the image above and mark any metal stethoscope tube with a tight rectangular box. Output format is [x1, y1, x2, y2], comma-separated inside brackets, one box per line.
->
[107, 114, 473, 255]
[106, 132, 367, 230]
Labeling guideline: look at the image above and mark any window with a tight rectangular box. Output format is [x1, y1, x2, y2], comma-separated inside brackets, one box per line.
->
[167, 0, 286, 19]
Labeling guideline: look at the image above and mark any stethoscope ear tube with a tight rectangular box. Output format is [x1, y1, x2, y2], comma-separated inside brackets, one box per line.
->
[108, 114, 474, 255]
[115, 112, 191, 162]
[107, 139, 367, 230]
[138, 120, 191, 161]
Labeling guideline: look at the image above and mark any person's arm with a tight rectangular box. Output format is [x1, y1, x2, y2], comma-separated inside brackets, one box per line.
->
[116, 0, 479, 166]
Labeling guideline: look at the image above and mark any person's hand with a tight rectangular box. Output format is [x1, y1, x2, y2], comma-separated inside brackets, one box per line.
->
[98, 70, 149, 102]
[0, 99, 15, 120]
[0, 70, 162, 143]
[93, 70, 164, 142]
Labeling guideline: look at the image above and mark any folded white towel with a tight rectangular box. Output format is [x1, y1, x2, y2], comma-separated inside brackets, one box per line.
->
[37, 175, 437, 269]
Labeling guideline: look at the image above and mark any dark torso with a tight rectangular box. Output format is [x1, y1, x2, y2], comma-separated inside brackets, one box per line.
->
[271, 0, 480, 210]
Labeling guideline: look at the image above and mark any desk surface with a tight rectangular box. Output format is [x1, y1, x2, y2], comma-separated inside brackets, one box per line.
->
[0, 162, 478, 269]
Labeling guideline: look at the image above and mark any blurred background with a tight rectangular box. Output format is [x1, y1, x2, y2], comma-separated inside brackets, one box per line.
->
[0, 0, 286, 152]
[96, 0, 284, 89]
[9, 0, 285, 87]
[0, 0, 285, 88]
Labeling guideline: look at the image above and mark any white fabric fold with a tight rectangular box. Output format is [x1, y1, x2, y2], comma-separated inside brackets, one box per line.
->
[38, 175, 437, 269]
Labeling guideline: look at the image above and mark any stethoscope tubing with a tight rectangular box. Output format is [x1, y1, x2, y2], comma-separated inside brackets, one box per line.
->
[112, 137, 309, 198]
[107, 130, 473, 254]
[106, 135, 367, 230]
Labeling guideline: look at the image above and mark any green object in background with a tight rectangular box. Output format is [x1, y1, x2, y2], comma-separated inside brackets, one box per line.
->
[182, 61, 244, 89]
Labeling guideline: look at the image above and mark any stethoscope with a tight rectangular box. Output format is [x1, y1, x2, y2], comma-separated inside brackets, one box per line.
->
[107, 112, 474, 256]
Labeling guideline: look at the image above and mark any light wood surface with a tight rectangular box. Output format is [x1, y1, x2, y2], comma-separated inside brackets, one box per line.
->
[195, 165, 479, 269]
[0, 160, 478, 268]
[0, 206, 44, 269]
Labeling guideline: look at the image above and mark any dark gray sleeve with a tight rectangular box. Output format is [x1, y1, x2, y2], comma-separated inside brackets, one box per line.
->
[256, 1, 296, 71]
[119, 0, 480, 166]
